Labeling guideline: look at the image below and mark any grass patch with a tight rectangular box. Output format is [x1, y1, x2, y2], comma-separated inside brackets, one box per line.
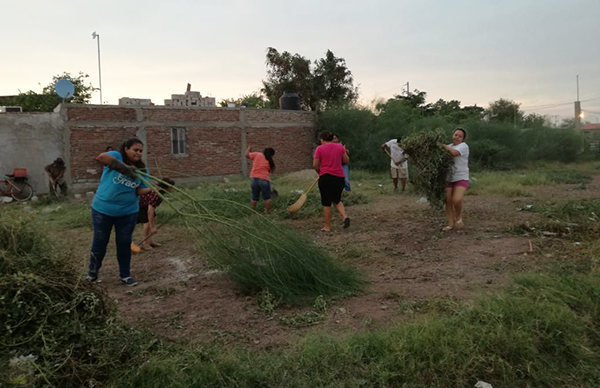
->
[511, 199, 600, 241]
[114, 272, 600, 387]
[469, 169, 593, 197]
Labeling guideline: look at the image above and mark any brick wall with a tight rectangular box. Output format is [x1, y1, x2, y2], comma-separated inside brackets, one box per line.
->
[68, 107, 137, 121]
[63, 105, 316, 190]
[246, 127, 314, 174]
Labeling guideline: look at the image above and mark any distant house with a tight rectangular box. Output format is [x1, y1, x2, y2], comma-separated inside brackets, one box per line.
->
[164, 84, 216, 107]
[582, 124, 600, 131]
[119, 97, 153, 106]
[582, 124, 600, 151]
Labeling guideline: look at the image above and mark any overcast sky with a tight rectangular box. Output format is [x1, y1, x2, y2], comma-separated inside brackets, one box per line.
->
[2, 0, 599, 122]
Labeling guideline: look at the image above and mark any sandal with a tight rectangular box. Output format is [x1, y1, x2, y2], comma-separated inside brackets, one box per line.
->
[455, 219, 464, 230]
[320, 228, 332, 233]
[343, 217, 351, 229]
[442, 225, 453, 232]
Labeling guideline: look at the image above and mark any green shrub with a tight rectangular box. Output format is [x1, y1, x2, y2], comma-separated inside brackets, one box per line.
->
[318, 110, 585, 171]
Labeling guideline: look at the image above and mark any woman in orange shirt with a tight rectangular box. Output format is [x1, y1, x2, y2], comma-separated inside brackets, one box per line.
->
[245, 146, 276, 213]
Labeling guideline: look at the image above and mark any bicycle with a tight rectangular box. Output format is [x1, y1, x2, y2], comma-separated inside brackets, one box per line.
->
[1, 168, 34, 202]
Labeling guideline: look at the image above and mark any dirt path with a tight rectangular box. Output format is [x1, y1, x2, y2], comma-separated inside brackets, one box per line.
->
[63, 186, 561, 349]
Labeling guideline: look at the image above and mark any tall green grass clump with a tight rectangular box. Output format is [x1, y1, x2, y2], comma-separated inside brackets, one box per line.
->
[400, 129, 453, 209]
[0, 215, 154, 387]
[202, 214, 363, 303]
[137, 172, 364, 304]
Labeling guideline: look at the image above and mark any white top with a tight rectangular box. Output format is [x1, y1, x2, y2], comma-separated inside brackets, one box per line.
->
[447, 142, 469, 182]
[385, 139, 408, 169]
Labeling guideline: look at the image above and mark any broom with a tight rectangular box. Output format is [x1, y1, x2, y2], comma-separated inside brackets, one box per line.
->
[288, 177, 319, 214]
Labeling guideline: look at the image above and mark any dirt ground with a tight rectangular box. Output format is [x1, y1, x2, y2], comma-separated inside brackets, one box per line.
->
[61, 178, 598, 349]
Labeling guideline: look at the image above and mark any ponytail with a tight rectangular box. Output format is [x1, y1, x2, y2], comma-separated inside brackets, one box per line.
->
[263, 148, 275, 171]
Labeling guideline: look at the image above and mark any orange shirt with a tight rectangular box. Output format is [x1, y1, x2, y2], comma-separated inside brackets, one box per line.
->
[249, 152, 271, 181]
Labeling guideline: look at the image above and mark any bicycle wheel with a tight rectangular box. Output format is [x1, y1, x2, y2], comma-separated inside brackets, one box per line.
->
[11, 181, 33, 201]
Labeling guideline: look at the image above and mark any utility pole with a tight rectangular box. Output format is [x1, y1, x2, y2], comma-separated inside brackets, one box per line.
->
[92, 31, 103, 104]
[404, 82, 410, 97]
[574, 75, 581, 132]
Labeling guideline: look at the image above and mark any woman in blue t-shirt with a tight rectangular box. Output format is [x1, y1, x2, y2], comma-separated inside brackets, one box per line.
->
[87, 138, 151, 286]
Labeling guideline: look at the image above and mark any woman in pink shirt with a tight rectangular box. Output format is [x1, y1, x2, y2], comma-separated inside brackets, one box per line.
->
[245, 146, 276, 213]
[313, 131, 350, 232]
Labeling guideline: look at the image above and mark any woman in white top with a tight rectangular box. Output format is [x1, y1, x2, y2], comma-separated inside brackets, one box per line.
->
[443, 128, 469, 231]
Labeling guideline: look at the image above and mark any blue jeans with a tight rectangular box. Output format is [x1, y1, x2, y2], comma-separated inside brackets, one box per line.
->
[88, 209, 138, 279]
[342, 164, 351, 192]
[250, 178, 271, 201]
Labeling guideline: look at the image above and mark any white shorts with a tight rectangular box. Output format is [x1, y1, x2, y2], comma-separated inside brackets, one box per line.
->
[391, 167, 408, 179]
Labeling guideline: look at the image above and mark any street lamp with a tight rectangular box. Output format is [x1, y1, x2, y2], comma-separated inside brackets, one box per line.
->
[92, 31, 102, 104]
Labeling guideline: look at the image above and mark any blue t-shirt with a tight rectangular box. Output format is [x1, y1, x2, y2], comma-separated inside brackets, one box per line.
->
[92, 151, 149, 217]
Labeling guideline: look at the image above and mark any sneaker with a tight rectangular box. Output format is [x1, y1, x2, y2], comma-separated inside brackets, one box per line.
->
[86, 275, 101, 283]
[120, 277, 138, 286]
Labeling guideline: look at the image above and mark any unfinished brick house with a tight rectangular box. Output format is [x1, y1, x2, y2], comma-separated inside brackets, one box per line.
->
[0, 104, 317, 194]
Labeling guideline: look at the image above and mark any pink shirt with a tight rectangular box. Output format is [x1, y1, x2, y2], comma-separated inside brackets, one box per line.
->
[249, 152, 271, 181]
[314, 143, 346, 177]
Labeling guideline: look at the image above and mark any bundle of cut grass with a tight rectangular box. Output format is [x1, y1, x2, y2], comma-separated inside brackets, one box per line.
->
[0, 215, 154, 387]
[137, 172, 364, 304]
[400, 129, 454, 209]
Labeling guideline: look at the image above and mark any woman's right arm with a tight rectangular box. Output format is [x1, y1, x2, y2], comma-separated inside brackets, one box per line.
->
[443, 145, 462, 157]
[342, 151, 349, 165]
[96, 152, 137, 179]
[96, 152, 117, 165]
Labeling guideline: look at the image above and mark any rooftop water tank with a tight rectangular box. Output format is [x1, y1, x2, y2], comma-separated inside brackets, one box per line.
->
[279, 91, 300, 110]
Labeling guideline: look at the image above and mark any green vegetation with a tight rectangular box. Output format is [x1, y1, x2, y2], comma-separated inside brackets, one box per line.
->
[469, 169, 592, 197]
[4, 164, 600, 387]
[200, 213, 364, 303]
[319, 107, 587, 172]
[138, 172, 364, 304]
[400, 129, 453, 209]
[1, 71, 95, 112]
[113, 273, 600, 388]
[0, 215, 154, 387]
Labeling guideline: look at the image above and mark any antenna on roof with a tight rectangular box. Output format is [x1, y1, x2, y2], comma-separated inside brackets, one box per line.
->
[55, 79, 75, 103]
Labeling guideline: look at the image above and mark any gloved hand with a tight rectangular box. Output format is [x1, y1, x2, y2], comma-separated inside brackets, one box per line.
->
[108, 159, 138, 180]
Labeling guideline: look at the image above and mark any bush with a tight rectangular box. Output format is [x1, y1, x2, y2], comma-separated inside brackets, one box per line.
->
[318, 110, 585, 171]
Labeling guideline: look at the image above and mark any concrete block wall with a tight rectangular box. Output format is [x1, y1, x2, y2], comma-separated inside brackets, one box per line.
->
[62, 104, 316, 191]
[0, 112, 65, 195]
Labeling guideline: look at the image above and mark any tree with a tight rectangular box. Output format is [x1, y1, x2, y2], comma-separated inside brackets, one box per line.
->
[560, 117, 576, 130]
[261, 47, 358, 111]
[522, 113, 547, 128]
[432, 99, 485, 123]
[3, 71, 95, 112]
[485, 98, 524, 124]
[312, 50, 358, 109]
[219, 93, 270, 108]
[390, 89, 434, 116]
